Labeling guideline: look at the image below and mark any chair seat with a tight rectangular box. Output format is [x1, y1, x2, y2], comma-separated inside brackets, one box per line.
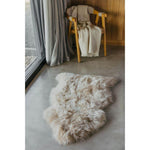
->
[71, 27, 104, 34]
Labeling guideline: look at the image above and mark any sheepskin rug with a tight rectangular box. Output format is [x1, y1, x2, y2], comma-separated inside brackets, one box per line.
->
[43, 73, 118, 145]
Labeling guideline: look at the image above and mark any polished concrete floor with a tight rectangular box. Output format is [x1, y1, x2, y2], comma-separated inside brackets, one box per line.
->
[26, 46, 125, 150]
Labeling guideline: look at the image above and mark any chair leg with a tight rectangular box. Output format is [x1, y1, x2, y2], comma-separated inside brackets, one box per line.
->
[74, 22, 80, 63]
[68, 21, 72, 38]
[104, 31, 107, 56]
[102, 14, 107, 56]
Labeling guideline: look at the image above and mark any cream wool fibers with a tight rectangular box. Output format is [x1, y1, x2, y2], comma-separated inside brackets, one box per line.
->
[43, 73, 118, 145]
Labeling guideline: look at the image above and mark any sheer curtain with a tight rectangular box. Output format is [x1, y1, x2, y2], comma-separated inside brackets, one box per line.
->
[30, 0, 74, 66]
[30, 0, 45, 59]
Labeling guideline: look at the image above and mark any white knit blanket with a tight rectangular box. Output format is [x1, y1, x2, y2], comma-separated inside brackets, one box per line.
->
[78, 23, 102, 57]
[43, 73, 118, 145]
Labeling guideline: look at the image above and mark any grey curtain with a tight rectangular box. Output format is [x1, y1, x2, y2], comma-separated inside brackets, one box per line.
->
[30, 0, 45, 59]
[30, 0, 74, 66]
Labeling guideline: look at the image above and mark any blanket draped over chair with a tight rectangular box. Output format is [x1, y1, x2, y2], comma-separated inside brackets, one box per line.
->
[67, 5, 102, 57]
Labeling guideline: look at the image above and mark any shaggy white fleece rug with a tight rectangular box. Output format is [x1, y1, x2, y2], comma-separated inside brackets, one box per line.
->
[43, 73, 118, 145]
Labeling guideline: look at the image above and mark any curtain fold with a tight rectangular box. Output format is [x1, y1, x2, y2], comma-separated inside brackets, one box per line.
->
[30, 0, 74, 66]
[30, 0, 45, 59]
[43, 0, 74, 66]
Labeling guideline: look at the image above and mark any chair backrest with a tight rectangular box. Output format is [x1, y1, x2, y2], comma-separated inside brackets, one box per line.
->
[67, 5, 94, 23]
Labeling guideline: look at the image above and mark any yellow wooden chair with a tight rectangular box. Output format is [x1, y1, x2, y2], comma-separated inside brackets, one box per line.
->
[66, 8, 107, 63]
